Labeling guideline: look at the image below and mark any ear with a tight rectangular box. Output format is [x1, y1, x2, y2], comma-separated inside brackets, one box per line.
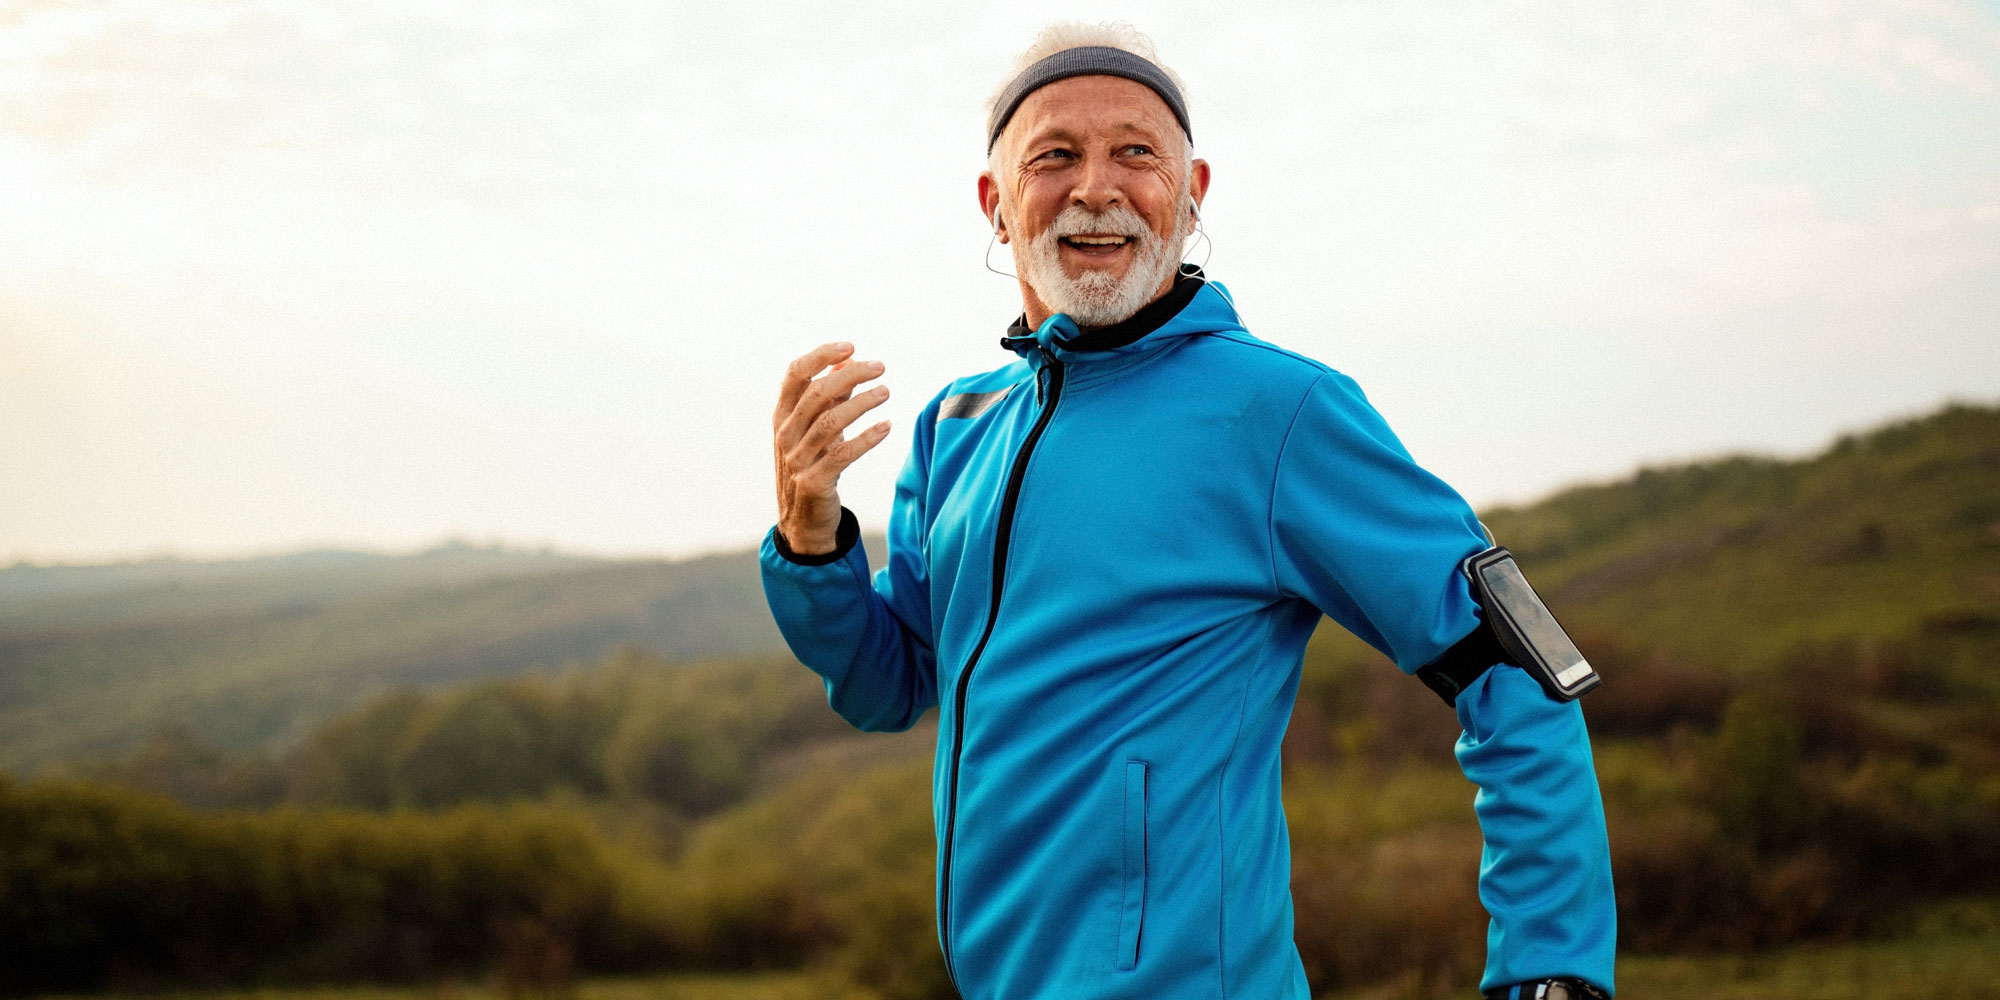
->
[1188, 158, 1212, 220]
[977, 172, 1008, 244]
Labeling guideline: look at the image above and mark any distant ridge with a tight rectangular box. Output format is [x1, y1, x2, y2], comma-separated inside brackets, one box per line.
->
[0, 536, 868, 773]
[0, 543, 593, 629]
[4, 401, 1994, 774]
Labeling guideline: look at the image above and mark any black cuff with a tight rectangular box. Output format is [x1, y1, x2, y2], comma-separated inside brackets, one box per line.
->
[773, 507, 860, 566]
[1415, 615, 1510, 707]
[1484, 977, 1610, 1000]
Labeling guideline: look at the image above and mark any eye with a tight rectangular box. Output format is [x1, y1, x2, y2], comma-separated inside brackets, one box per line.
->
[1121, 144, 1154, 157]
[1036, 148, 1075, 162]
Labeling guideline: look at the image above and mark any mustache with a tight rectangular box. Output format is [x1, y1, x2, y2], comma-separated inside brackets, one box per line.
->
[1047, 205, 1152, 241]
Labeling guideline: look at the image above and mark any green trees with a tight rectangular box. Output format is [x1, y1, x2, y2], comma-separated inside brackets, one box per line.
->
[2, 651, 942, 997]
[274, 652, 852, 816]
[1704, 692, 1806, 853]
[13, 622, 2000, 998]
[0, 777, 664, 995]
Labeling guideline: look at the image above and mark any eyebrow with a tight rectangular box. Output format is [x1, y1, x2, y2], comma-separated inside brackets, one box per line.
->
[1017, 121, 1168, 153]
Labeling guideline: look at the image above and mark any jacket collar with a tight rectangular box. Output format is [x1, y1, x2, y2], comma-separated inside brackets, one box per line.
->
[999, 266, 1246, 374]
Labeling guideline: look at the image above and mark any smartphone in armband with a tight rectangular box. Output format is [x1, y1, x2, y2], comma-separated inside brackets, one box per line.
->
[1463, 547, 1600, 701]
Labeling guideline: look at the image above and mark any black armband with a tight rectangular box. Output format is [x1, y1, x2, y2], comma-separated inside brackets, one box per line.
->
[1416, 546, 1601, 706]
[1415, 615, 1510, 707]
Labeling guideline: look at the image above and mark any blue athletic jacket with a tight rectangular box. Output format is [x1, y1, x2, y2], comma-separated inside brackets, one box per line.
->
[760, 275, 1615, 999]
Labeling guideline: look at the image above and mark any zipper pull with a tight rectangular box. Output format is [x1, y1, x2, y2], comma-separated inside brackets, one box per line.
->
[1036, 347, 1057, 406]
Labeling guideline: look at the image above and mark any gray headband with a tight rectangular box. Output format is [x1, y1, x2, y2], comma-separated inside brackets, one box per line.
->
[986, 45, 1191, 153]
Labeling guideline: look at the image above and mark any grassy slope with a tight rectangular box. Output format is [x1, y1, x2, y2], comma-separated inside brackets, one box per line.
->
[1306, 900, 2000, 1000]
[1482, 403, 2000, 671]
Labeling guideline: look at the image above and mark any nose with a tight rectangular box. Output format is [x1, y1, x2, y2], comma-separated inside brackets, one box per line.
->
[1069, 151, 1120, 214]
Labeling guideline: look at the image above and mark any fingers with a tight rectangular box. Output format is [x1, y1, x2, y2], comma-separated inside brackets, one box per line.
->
[775, 342, 855, 426]
[787, 383, 891, 468]
[771, 341, 894, 537]
[775, 358, 887, 454]
[791, 419, 894, 496]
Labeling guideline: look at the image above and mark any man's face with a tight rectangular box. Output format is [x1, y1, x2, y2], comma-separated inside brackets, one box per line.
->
[981, 74, 1210, 328]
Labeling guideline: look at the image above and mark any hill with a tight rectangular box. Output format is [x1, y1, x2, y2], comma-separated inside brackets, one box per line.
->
[6, 401, 1997, 1000]
[1484, 402, 2000, 676]
[0, 539, 848, 772]
[3, 401, 1992, 775]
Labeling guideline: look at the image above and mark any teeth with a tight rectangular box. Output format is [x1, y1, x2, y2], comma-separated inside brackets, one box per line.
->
[1066, 236, 1129, 245]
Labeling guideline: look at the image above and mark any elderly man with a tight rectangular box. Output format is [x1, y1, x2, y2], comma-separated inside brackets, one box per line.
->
[762, 22, 1615, 1000]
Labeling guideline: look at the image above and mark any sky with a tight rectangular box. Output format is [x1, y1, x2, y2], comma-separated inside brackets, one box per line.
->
[3, 0, 1997, 564]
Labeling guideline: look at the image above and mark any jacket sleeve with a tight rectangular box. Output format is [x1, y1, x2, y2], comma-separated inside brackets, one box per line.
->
[1269, 371, 1616, 995]
[758, 396, 941, 733]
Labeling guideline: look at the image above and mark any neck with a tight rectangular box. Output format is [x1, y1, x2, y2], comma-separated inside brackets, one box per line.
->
[1005, 265, 1206, 353]
[1019, 268, 1182, 332]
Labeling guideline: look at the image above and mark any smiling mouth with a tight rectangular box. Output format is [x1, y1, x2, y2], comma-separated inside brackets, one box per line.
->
[1060, 234, 1132, 254]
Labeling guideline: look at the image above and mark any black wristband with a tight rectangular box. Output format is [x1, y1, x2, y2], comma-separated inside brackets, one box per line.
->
[773, 507, 860, 566]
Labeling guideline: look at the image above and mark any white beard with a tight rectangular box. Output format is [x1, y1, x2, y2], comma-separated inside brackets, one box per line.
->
[1013, 199, 1191, 328]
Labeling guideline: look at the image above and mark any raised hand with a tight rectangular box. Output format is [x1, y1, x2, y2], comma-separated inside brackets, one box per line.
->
[772, 342, 893, 555]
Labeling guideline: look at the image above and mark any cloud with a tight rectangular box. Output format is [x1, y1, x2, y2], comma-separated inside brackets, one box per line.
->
[1, 0, 1996, 557]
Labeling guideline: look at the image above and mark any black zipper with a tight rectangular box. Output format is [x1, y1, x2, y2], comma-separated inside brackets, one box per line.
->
[939, 348, 1065, 989]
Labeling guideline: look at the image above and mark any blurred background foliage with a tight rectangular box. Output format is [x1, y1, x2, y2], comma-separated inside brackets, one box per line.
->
[2, 402, 1997, 998]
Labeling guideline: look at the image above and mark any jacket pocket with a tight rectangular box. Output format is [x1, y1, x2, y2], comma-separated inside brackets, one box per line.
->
[1116, 759, 1148, 971]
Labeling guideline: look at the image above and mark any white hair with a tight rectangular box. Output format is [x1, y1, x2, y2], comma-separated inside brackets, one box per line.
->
[985, 21, 1191, 119]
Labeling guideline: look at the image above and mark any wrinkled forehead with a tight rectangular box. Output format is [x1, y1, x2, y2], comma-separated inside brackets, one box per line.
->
[996, 75, 1185, 156]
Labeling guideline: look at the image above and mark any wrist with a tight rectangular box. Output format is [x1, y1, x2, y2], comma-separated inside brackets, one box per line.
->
[1484, 978, 1608, 1000]
[773, 508, 860, 567]
[779, 524, 839, 555]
